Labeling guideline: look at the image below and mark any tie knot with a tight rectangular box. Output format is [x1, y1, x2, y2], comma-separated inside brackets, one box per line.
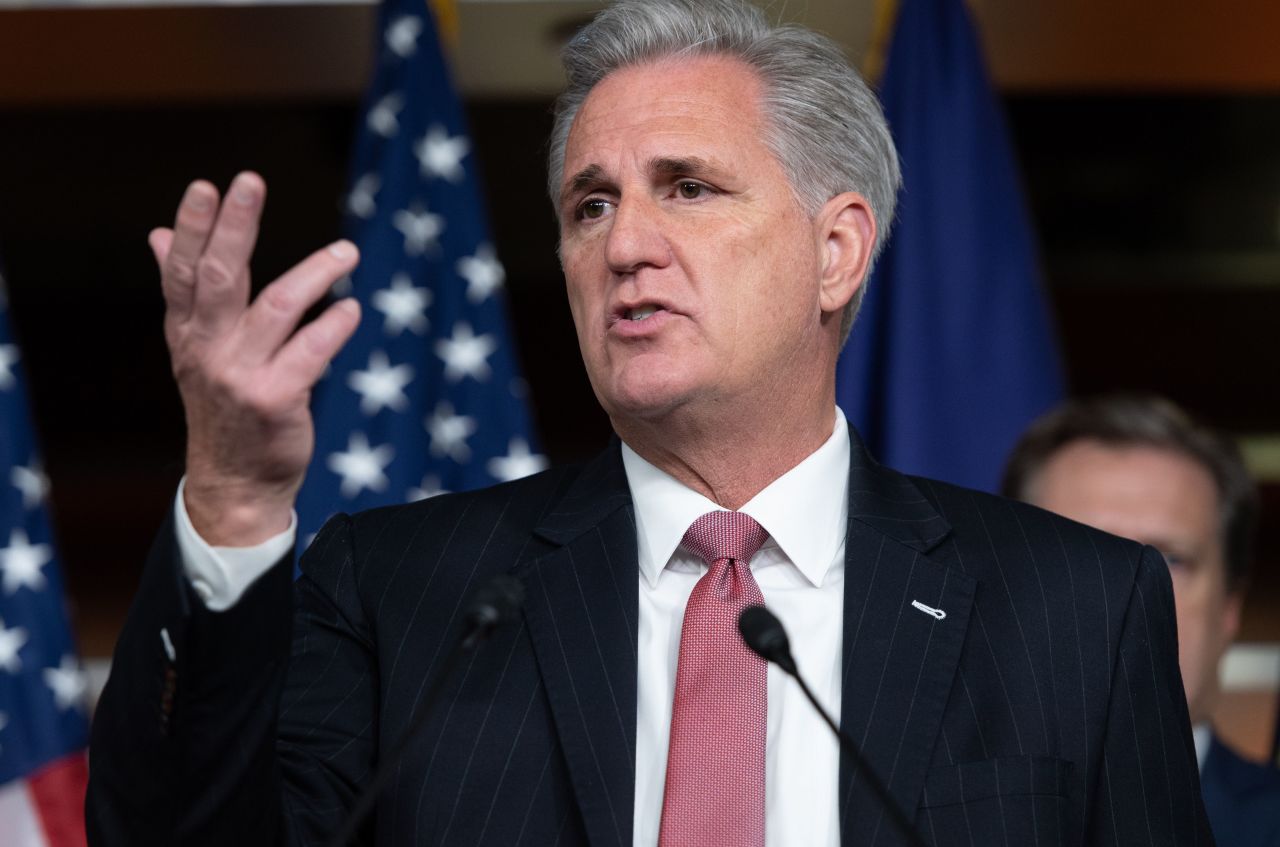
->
[682, 510, 769, 566]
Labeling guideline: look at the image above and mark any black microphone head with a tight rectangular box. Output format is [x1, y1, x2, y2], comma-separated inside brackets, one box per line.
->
[464, 575, 525, 633]
[737, 605, 797, 675]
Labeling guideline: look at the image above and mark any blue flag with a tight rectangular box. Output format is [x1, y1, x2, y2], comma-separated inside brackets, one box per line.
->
[0, 261, 89, 843]
[836, 0, 1063, 492]
[296, 0, 544, 546]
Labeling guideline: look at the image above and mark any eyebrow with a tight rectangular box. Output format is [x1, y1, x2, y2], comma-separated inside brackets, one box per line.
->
[651, 156, 720, 179]
[561, 164, 607, 206]
[559, 156, 727, 208]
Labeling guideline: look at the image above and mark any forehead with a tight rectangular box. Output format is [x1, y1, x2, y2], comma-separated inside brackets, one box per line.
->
[1033, 440, 1222, 550]
[562, 55, 775, 184]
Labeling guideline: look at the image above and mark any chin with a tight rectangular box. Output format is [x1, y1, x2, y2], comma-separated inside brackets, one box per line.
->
[595, 370, 694, 424]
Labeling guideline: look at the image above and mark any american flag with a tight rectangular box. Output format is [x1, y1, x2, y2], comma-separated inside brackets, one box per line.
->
[0, 261, 89, 845]
[295, 0, 545, 546]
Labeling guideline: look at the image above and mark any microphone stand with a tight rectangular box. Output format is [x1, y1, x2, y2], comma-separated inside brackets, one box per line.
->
[738, 605, 928, 847]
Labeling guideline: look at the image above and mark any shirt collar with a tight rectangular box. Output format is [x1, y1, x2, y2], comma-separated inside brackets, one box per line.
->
[1192, 723, 1210, 773]
[621, 409, 850, 590]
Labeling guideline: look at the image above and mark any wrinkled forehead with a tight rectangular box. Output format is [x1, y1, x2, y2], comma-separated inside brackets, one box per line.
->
[559, 55, 776, 189]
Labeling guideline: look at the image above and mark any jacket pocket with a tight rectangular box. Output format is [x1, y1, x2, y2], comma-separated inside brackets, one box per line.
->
[917, 756, 1073, 845]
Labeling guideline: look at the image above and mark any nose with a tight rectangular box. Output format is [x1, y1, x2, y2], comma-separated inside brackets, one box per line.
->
[604, 195, 672, 276]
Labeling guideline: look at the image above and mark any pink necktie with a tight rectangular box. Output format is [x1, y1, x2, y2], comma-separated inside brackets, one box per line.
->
[658, 510, 770, 847]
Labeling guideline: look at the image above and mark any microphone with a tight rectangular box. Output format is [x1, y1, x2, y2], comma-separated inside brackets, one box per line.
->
[326, 574, 525, 847]
[737, 606, 927, 847]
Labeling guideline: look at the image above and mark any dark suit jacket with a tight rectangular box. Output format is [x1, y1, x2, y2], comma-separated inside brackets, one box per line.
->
[87, 432, 1213, 846]
[1201, 732, 1280, 846]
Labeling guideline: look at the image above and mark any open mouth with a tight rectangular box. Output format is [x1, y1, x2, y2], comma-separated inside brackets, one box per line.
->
[627, 305, 660, 321]
[608, 300, 676, 334]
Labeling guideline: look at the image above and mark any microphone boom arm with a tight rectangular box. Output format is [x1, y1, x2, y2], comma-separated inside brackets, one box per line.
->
[738, 605, 928, 847]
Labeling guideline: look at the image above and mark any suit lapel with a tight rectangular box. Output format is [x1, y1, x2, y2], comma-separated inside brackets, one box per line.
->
[517, 442, 638, 847]
[839, 432, 976, 845]
[513, 433, 976, 846]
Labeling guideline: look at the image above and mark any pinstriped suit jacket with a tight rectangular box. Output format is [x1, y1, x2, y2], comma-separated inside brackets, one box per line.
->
[87, 430, 1214, 846]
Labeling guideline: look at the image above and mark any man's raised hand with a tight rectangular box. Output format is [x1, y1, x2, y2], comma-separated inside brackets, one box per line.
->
[152, 172, 361, 546]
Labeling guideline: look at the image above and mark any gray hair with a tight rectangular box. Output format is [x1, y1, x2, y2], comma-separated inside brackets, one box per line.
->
[547, 0, 902, 339]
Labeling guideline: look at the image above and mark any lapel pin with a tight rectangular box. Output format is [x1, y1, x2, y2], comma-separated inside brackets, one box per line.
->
[911, 600, 946, 621]
[160, 627, 177, 662]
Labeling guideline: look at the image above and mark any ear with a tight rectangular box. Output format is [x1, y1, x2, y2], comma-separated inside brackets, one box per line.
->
[816, 192, 876, 317]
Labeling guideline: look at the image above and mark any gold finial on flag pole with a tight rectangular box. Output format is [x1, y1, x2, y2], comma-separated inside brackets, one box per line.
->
[428, 0, 460, 50]
[863, 0, 901, 84]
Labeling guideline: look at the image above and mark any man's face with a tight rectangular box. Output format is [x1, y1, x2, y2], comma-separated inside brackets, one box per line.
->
[556, 55, 840, 424]
[1028, 440, 1242, 725]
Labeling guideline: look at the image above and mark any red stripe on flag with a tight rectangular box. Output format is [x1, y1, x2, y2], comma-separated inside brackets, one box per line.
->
[27, 753, 87, 847]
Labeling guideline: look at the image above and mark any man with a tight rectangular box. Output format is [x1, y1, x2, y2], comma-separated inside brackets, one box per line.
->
[87, 1, 1211, 844]
[1004, 394, 1280, 846]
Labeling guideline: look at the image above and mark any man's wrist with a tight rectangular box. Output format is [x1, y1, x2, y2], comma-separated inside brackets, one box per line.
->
[182, 478, 297, 547]
[175, 477, 297, 611]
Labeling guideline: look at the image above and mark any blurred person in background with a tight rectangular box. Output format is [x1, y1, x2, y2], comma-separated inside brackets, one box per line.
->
[1004, 394, 1280, 846]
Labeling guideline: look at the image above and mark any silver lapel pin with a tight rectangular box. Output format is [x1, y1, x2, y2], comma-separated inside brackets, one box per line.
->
[911, 600, 946, 621]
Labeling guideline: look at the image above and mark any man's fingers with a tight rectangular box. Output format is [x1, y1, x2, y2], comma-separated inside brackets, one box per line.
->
[273, 298, 362, 391]
[151, 227, 184, 316]
[189, 172, 266, 338]
[149, 228, 174, 266]
[160, 181, 219, 323]
[239, 240, 360, 363]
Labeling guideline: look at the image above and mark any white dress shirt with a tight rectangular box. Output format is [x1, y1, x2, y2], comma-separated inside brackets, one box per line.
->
[175, 410, 850, 846]
[624, 410, 848, 847]
[172, 477, 296, 612]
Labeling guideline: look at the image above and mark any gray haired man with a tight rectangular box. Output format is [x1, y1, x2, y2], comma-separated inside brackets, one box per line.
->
[88, 2, 1211, 844]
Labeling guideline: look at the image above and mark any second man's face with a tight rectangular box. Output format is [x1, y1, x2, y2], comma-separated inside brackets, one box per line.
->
[1028, 440, 1242, 725]
[556, 55, 834, 427]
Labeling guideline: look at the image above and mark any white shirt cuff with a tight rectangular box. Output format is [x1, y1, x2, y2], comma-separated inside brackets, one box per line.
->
[173, 477, 298, 612]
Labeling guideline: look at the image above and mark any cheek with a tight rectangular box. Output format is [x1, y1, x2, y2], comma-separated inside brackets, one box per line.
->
[561, 257, 596, 326]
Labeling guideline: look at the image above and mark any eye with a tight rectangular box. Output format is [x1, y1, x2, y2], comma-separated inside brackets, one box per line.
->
[576, 198, 613, 221]
[677, 181, 705, 200]
[1160, 550, 1186, 569]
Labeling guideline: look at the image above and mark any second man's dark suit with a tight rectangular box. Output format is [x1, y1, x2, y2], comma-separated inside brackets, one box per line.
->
[87, 430, 1214, 845]
[1201, 732, 1280, 846]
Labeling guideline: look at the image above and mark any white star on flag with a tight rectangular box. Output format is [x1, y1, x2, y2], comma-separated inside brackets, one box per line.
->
[372, 273, 432, 336]
[385, 14, 423, 59]
[393, 206, 445, 256]
[457, 244, 505, 303]
[426, 402, 478, 462]
[347, 173, 381, 220]
[0, 528, 52, 594]
[436, 322, 497, 383]
[11, 458, 49, 509]
[414, 125, 470, 183]
[407, 474, 449, 502]
[327, 432, 395, 499]
[487, 438, 550, 483]
[367, 92, 404, 139]
[43, 655, 87, 712]
[0, 619, 28, 673]
[347, 350, 414, 416]
[0, 344, 18, 390]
